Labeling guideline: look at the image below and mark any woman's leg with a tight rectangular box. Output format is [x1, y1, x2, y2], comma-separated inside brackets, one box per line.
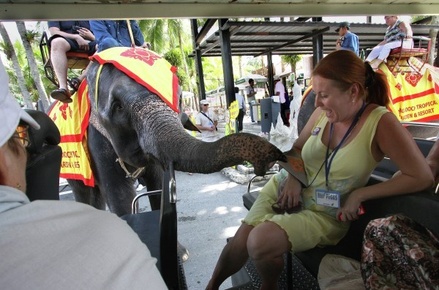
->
[377, 41, 402, 62]
[365, 46, 382, 62]
[206, 223, 254, 290]
[248, 221, 291, 290]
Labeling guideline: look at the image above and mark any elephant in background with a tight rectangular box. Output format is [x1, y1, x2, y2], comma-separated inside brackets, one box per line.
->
[68, 47, 286, 217]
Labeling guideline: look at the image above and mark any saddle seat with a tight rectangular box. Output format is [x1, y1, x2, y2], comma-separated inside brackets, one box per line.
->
[39, 31, 90, 88]
[387, 36, 431, 74]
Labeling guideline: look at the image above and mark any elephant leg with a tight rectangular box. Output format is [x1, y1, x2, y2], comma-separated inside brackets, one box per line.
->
[138, 160, 164, 211]
[68, 179, 106, 210]
[88, 125, 136, 216]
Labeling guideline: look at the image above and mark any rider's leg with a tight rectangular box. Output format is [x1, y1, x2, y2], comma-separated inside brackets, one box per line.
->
[50, 37, 71, 91]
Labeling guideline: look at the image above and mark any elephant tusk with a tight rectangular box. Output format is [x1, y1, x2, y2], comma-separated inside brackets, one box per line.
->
[116, 158, 145, 179]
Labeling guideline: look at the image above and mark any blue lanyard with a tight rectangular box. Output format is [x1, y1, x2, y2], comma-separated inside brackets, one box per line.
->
[324, 102, 367, 188]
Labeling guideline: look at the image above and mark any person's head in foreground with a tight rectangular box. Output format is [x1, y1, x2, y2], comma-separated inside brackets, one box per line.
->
[311, 50, 390, 124]
[0, 61, 40, 191]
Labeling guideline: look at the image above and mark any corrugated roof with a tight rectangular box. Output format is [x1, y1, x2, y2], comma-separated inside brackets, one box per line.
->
[196, 19, 438, 57]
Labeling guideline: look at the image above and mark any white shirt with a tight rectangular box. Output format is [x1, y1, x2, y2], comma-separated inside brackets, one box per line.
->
[195, 110, 218, 142]
[275, 81, 286, 103]
[246, 86, 256, 103]
[235, 93, 246, 110]
[0, 186, 167, 290]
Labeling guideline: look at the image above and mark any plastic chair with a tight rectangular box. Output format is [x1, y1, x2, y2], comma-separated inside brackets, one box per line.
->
[25, 109, 62, 201]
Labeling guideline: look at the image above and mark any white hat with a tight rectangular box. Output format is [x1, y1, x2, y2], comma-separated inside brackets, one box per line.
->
[274, 75, 280, 81]
[0, 61, 40, 147]
[200, 99, 209, 105]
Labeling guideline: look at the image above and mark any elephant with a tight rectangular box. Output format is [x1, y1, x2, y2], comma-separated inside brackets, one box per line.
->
[67, 47, 286, 218]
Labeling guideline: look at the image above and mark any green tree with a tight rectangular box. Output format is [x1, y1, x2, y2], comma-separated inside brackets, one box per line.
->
[139, 19, 193, 93]
[16, 21, 50, 111]
[0, 22, 34, 108]
[281, 54, 302, 75]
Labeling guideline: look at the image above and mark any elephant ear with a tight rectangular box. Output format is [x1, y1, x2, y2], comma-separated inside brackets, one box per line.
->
[90, 47, 180, 113]
[180, 112, 200, 133]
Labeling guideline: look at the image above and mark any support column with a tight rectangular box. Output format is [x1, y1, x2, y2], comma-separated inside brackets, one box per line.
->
[267, 52, 274, 97]
[191, 19, 206, 101]
[219, 18, 235, 107]
[312, 17, 323, 67]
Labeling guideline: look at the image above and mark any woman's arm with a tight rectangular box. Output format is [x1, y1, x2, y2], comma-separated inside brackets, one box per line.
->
[400, 21, 413, 38]
[278, 107, 322, 208]
[426, 138, 439, 183]
[339, 112, 434, 221]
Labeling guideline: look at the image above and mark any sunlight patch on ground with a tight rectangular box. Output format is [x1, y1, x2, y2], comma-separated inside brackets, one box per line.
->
[197, 209, 208, 215]
[230, 206, 243, 213]
[201, 180, 240, 194]
[213, 206, 229, 215]
[222, 225, 240, 238]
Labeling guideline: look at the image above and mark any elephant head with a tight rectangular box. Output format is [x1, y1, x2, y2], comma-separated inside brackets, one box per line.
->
[87, 47, 285, 176]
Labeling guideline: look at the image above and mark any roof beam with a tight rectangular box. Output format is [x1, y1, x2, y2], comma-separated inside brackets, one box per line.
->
[254, 26, 330, 57]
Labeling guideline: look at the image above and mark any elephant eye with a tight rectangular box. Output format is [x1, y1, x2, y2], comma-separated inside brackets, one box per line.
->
[111, 101, 123, 112]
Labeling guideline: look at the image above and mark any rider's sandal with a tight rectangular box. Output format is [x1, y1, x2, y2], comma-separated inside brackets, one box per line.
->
[50, 88, 72, 103]
[68, 77, 81, 92]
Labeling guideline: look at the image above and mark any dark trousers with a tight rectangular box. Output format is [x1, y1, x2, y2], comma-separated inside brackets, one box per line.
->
[281, 102, 290, 126]
[236, 109, 245, 132]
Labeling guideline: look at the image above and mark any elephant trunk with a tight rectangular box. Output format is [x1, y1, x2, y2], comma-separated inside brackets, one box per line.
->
[133, 98, 285, 176]
[158, 131, 286, 176]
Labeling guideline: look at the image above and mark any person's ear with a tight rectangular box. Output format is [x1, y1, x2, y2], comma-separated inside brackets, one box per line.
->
[350, 83, 360, 98]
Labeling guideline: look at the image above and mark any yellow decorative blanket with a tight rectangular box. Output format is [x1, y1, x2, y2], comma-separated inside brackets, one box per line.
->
[382, 61, 439, 122]
[48, 81, 94, 186]
[48, 47, 180, 187]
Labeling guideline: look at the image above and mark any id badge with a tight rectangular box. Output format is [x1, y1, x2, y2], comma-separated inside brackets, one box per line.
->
[315, 189, 340, 208]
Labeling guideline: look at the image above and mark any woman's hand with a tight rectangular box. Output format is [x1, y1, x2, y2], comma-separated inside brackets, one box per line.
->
[277, 174, 302, 210]
[337, 189, 363, 221]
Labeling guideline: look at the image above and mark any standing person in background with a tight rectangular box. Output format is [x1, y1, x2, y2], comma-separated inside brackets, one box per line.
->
[246, 79, 257, 122]
[366, 15, 413, 70]
[235, 87, 246, 132]
[275, 76, 289, 126]
[335, 21, 360, 56]
[90, 20, 150, 52]
[48, 21, 97, 103]
[195, 100, 219, 142]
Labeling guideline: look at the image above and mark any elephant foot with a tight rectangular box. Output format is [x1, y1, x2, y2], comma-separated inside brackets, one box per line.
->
[177, 241, 189, 263]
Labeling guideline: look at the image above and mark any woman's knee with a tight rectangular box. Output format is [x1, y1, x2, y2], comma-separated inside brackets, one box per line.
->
[247, 222, 290, 260]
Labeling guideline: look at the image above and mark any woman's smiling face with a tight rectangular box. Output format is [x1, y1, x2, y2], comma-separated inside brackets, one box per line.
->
[312, 75, 356, 124]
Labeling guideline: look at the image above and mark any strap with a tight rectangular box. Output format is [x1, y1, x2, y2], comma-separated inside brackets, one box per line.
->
[126, 20, 135, 47]
[201, 112, 215, 124]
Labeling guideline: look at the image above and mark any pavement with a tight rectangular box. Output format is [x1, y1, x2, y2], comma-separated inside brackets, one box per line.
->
[59, 116, 278, 290]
